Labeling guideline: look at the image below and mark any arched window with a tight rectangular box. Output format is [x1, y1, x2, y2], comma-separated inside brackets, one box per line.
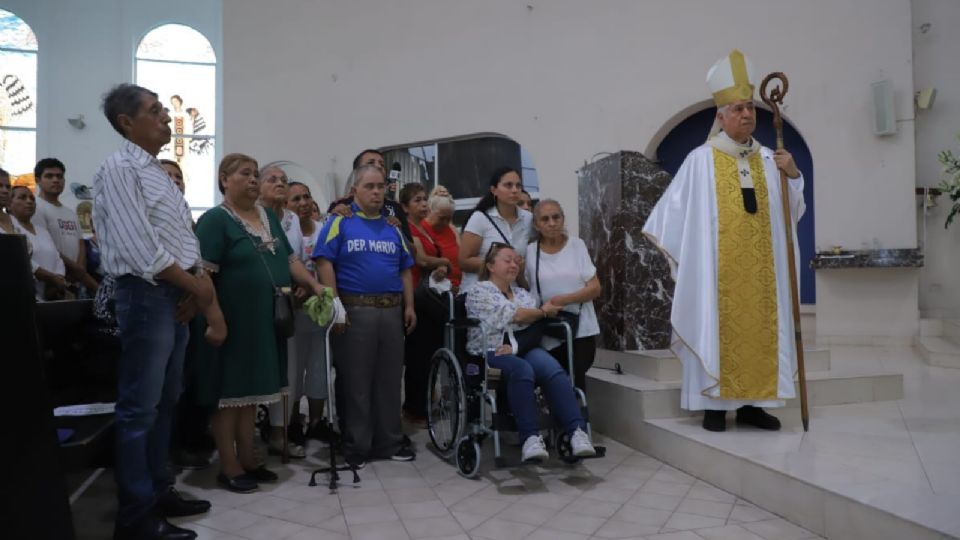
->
[0, 9, 38, 179]
[136, 24, 216, 214]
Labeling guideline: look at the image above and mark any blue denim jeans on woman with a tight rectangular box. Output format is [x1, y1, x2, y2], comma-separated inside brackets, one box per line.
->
[113, 276, 189, 525]
[486, 347, 585, 441]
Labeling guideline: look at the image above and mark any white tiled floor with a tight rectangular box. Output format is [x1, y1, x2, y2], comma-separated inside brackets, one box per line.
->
[646, 346, 960, 538]
[65, 428, 820, 540]
[141, 429, 823, 540]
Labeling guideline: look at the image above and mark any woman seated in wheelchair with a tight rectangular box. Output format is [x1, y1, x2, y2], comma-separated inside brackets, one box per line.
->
[464, 242, 597, 463]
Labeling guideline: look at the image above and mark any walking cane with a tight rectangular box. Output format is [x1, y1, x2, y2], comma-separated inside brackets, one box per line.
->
[281, 393, 290, 464]
[760, 72, 810, 432]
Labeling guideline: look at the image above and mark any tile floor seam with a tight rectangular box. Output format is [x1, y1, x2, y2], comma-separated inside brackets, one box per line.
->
[896, 397, 938, 494]
[656, 475, 698, 533]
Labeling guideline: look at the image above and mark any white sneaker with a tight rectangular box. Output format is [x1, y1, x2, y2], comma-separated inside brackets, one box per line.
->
[268, 439, 306, 459]
[570, 428, 596, 457]
[521, 435, 549, 462]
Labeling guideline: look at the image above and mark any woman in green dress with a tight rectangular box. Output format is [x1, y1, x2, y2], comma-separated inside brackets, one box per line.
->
[195, 153, 328, 493]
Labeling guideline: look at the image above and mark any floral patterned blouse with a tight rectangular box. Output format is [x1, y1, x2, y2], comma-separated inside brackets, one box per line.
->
[464, 280, 537, 355]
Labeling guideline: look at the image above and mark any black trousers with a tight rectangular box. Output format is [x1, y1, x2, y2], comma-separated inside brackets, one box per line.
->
[547, 335, 598, 393]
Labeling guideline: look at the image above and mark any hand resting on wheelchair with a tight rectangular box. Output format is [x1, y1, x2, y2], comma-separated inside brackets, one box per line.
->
[464, 243, 596, 463]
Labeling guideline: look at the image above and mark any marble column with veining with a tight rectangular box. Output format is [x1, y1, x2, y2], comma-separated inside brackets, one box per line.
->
[578, 151, 674, 351]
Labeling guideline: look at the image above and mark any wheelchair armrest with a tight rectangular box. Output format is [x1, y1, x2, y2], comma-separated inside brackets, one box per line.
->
[449, 317, 480, 328]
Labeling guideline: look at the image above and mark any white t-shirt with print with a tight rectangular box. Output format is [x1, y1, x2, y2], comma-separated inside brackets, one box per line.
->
[300, 221, 322, 275]
[14, 219, 66, 300]
[461, 206, 532, 289]
[525, 236, 600, 349]
[279, 208, 303, 263]
[33, 197, 82, 262]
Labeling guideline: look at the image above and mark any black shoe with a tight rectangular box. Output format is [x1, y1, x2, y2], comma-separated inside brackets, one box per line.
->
[157, 486, 211, 518]
[114, 513, 197, 540]
[242, 465, 279, 483]
[391, 447, 416, 462]
[216, 473, 258, 493]
[288, 421, 307, 447]
[307, 422, 336, 443]
[735, 406, 782, 430]
[345, 455, 367, 469]
[702, 410, 727, 432]
[171, 450, 211, 471]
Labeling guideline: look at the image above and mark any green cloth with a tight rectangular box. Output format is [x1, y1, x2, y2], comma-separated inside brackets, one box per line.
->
[194, 206, 293, 407]
[303, 288, 335, 327]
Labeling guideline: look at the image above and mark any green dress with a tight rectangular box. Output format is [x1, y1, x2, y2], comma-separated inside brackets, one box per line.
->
[195, 205, 293, 408]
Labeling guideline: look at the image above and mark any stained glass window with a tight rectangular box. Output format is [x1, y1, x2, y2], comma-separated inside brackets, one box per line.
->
[136, 24, 217, 212]
[0, 9, 38, 179]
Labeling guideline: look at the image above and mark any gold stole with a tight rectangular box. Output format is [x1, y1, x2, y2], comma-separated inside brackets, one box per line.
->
[713, 148, 779, 400]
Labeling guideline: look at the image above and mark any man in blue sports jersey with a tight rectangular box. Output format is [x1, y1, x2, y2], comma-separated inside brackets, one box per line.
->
[313, 164, 417, 467]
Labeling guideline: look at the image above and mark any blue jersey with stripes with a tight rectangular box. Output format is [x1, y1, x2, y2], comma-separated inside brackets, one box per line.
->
[312, 203, 415, 294]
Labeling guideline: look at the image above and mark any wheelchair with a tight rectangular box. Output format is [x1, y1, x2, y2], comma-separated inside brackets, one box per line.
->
[426, 292, 605, 478]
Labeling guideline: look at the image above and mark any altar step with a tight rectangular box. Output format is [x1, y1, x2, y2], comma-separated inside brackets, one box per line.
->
[589, 414, 956, 540]
[583, 352, 951, 540]
[596, 346, 831, 382]
[917, 318, 960, 368]
[587, 360, 901, 421]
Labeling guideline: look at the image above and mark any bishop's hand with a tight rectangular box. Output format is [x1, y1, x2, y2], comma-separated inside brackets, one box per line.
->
[774, 149, 800, 179]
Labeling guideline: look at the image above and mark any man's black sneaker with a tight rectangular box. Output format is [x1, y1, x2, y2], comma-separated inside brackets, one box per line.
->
[346, 456, 366, 469]
[391, 447, 416, 462]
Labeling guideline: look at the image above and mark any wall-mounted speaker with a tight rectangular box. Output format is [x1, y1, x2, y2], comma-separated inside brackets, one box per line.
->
[871, 80, 897, 136]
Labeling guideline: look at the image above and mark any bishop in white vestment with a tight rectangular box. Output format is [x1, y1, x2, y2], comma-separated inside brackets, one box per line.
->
[643, 50, 805, 432]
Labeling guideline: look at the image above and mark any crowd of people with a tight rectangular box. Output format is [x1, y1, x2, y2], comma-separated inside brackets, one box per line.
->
[0, 83, 604, 540]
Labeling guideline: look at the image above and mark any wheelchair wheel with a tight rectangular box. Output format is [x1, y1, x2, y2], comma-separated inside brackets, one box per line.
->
[555, 431, 581, 464]
[427, 348, 464, 459]
[455, 437, 481, 478]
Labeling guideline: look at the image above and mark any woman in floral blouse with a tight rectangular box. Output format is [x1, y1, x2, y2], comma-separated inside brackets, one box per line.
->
[464, 243, 596, 463]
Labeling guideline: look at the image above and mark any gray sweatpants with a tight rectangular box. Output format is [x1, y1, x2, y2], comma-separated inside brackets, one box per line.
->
[332, 304, 405, 460]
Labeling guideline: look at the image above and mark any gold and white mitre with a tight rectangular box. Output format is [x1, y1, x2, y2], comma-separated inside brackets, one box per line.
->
[706, 49, 756, 107]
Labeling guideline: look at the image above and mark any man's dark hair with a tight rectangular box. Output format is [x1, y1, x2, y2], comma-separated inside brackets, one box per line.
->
[101, 83, 157, 137]
[171, 94, 182, 104]
[35, 158, 66, 179]
[0, 166, 9, 180]
[351, 149, 383, 170]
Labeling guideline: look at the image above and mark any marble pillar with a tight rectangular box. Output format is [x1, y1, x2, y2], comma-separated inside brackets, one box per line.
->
[578, 151, 674, 351]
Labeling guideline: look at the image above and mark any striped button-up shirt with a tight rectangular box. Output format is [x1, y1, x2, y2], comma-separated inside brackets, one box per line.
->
[92, 139, 199, 282]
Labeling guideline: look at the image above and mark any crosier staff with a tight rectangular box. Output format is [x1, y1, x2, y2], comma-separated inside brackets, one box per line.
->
[760, 72, 810, 432]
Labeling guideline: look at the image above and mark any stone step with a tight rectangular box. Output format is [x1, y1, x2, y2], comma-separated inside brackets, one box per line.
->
[586, 365, 902, 421]
[591, 416, 957, 540]
[919, 318, 943, 337]
[943, 319, 960, 347]
[915, 335, 960, 368]
[595, 346, 831, 382]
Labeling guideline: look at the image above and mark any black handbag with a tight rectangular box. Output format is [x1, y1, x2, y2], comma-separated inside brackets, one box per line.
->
[272, 286, 296, 338]
[510, 319, 546, 356]
[535, 240, 580, 340]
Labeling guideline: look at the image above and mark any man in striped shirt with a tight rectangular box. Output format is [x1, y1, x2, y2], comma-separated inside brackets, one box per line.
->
[93, 83, 213, 540]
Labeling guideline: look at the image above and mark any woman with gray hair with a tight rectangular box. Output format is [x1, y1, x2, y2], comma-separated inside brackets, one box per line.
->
[524, 199, 601, 391]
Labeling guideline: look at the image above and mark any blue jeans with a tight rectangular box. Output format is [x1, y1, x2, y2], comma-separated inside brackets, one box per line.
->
[486, 347, 585, 441]
[113, 276, 189, 525]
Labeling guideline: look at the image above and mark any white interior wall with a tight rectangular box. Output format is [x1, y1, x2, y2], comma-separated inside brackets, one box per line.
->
[224, 0, 924, 338]
[912, 0, 960, 319]
[6, 0, 951, 336]
[0, 0, 222, 210]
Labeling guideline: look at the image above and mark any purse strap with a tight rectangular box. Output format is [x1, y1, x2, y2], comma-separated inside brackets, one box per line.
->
[219, 205, 282, 290]
[479, 210, 511, 246]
